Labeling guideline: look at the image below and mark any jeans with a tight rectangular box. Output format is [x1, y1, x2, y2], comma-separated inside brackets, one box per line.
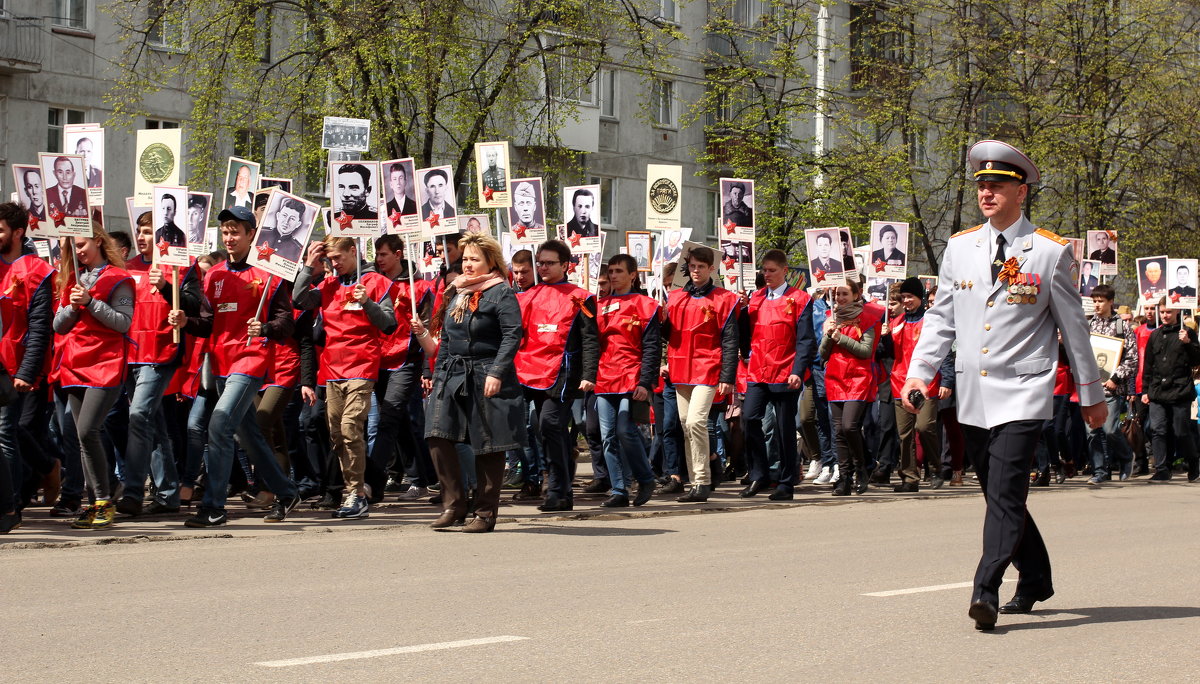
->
[596, 393, 654, 496]
[1088, 394, 1132, 477]
[518, 400, 543, 486]
[658, 384, 685, 479]
[202, 375, 297, 510]
[183, 389, 215, 489]
[123, 364, 180, 506]
[370, 365, 435, 486]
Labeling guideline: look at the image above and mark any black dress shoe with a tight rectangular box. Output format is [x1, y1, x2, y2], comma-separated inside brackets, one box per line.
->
[999, 588, 1054, 614]
[869, 468, 891, 485]
[145, 501, 181, 515]
[676, 485, 710, 503]
[1031, 471, 1050, 487]
[633, 481, 655, 507]
[768, 487, 794, 501]
[893, 481, 919, 493]
[600, 493, 630, 508]
[831, 478, 851, 496]
[582, 479, 610, 494]
[739, 480, 768, 498]
[537, 496, 572, 512]
[968, 600, 998, 631]
[656, 479, 684, 494]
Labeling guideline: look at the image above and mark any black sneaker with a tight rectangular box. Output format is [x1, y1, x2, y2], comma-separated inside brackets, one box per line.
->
[384, 477, 404, 493]
[264, 494, 301, 523]
[49, 499, 82, 518]
[314, 492, 341, 509]
[145, 501, 182, 515]
[184, 506, 228, 528]
[116, 495, 143, 517]
[0, 511, 21, 534]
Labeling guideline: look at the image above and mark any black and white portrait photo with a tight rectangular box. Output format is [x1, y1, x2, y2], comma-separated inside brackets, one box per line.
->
[12, 164, 46, 222]
[1087, 230, 1118, 276]
[416, 165, 459, 234]
[508, 178, 546, 236]
[626, 231, 652, 272]
[251, 190, 320, 281]
[475, 141, 510, 208]
[331, 161, 379, 220]
[869, 221, 908, 278]
[186, 192, 212, 247]
[1167, 258, 1198, 309]
[804, 228, 845, 286]
[1136, 255, 1168, 306]
[1078, 259, 1100, 297]
[720, 178, 754, 230]
[63, 126, 104, 191]
[382, 159, 417, 218]
[152, 185, 191, 267]
[39, 154, 89, 219]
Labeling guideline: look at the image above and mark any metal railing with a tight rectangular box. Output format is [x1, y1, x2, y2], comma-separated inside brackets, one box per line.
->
[0, 11, 45, 70]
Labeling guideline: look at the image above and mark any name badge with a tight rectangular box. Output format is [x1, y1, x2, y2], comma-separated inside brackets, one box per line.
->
[892, 321, 905, 333]
[217, 302, 238, 313]
[537, 323, 558, 333]
[602, 302, 620, 314]
[344, 302, 363, 311]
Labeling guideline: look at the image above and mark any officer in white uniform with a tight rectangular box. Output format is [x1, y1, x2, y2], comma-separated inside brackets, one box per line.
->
[901, 140, 1107, 631]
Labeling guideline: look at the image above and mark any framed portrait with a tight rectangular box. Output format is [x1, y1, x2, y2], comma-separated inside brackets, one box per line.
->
[626, 231, 652, 272]
[186, 192, 213, 256]
[474, 141, 511, 208]
[719, 238, 755, 291]
[869, 220, 908, 279]
[63, 124, 104, 207]
[461, 214, 490, 234]
[563, 184, 602, 253]
[1136, 255, 1168, 306]
[222, 157, 260, 211]
[12, 164, 57, 239]
[151, 185, 190, 267]
[718, 177, 755, 241]
[865, 276, 899, 303]
[259, 177, 292, 193]
[918, 275, 939, 296]
[38, 153, 91, 237]
[507, 177, 547, 244]
[415, 164, 459, 236]
[1089, 333, 1124, 385]
[249, 190, 320, 281]
[804, 228, 846, 287]
[652, 227, 690, 271]
[1078, 259, 1100, 297]
[1086, 230, 1118, 276]
[381, 158, 420, 236]
[329, 160, 381, 237]
[321, 116, 371, 152]
[1065, 237, 1086, 265]
[1166, 258, 1198, 310]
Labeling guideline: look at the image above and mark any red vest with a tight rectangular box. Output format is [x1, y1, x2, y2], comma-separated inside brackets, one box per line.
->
[381, 278, 429, 371]
[266, 308, 302, 389]
[0, 253, 55, 378]
[204, 261, 280, 379]
[1135, 324, 1151, 393]
[746, 286, 812, 384]
[316, 271, 393, 383]
[125, 254, 180, 365]
[825, 301, 885, 402]
[889, 313, 940, 398]
[665, 285, 739, 387]
[595, 292, 660, 394]
[515, 281, 594, 390]
[54, 265, 134, 389]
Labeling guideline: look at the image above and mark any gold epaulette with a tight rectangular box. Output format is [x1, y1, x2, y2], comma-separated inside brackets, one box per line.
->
[1034, 228, 1068, 246]
[950, 224, 983, 239]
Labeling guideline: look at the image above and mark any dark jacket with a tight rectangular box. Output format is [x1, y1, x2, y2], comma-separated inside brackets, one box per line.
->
[1142, 322, 1200, 403]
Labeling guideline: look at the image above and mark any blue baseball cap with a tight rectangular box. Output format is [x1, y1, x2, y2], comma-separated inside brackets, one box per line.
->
[217, 205, 257, 230]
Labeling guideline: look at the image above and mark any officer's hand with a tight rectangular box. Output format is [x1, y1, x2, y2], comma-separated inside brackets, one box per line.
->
[579, 380, 595, 393]
[786, 374, 803, 390]
[301, 386, 317, 406]
[937, 387, 952, 400]
[1081, 401, 1108, 430]
[148, 266, 166, 289]
[632, 386, 649, 402]
[717, 382, 734, 396]
[484, 376, 501, 398]
[900, 377, 928, 414]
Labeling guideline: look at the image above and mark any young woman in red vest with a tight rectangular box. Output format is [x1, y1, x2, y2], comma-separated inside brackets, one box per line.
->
[51, 222, 134, 529]
[293, 236, 397, 519]
[514, 239, 598, 512]
[594, 254, 661, 507]
[412, 232, 526, 532]
[738, 248, 816, 500]
[662, 246, 740, 503]
[819, 278, 885, 496]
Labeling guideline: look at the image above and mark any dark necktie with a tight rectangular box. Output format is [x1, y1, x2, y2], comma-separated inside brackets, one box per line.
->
[991, 234, 1007, 283]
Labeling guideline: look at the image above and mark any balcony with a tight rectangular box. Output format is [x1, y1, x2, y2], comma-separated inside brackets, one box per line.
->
[704, 31, 775, 68]
[0, 13, 44, 73]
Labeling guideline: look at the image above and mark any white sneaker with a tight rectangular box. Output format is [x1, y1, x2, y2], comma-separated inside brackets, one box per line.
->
[814, 466, 833, 485]
[805, 460, 822, 480]
[830, 464, 841, 483]
[398, 486, 429, 501]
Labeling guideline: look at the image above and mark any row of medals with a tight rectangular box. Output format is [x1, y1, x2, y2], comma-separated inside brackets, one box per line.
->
[1007, 281, 1039, 305]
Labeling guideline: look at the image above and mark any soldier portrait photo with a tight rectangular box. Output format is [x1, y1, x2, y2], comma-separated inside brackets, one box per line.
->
[383, 159, 417, 217]
[252, 190, 319, 280]
[12, 165, 46, 222]
[721, 178, 754, 228]
[508, 179, 546, 233]
[1137, 255, 1168, 303]
[186, 193, 211, 247]
[331, 161, 379, 221]
[153, 190, 186, 247]
[39, 154, 90, 219]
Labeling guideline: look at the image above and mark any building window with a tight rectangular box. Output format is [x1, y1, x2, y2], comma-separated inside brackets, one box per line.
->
[599, 69, 617, 119]
[651, 79, 675, 127]
[147, 0, 184, 49]
[657, 0, 678, 23]
[545, 44, 597, 105]
[849, 2, 906, 90]
[234, 129, 266, 161]
[53, 0, 88, 30]
[257, 8, 273, 63]
[47, 107, 86, 153]
[730, 0, 768, 27]
[145, 118, 180, 129]
[588, 176, 615, 225]
[705, 190, 719, 240]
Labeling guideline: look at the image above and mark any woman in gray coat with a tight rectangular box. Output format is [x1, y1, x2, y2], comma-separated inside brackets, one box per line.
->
[412, 233, 525, 532]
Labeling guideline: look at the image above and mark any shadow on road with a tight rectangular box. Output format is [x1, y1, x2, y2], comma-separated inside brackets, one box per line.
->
[504, 523, 674, 537]
[993, 606, 1200, 632]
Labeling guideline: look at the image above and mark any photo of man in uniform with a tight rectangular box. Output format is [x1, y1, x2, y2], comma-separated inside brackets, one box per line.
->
[1095, 352, 1111, 383]
[481, 146, 507, 193]
[722, 181, 753, 227]
[334, 163, 376, 219]
[419, 168, 456, 221]
[566, 187, 599, 238]
[257, 196, 309, 262]
[186, 194, 208, 245]
[810, 232, 843, 274]
[1089, 231, 1116, 264]
[1078, 260, 1099, 296]
[871, 223, 906, 268]
[75, 137, 103, 187]
[155, 193, 186, 247]
[1139, 258, 1166, 299]
[44, 156, 89, 218]
[384, 162, 416, 217]
[1169, 264, 1196, 298]
[839, 229, 857, 276]
[510, 180, 545, 232]
[19, 168, 46, 221]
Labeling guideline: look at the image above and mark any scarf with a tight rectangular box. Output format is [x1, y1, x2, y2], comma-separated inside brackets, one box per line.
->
[832, 299, 864, 326]
[448, 272, 505, 323]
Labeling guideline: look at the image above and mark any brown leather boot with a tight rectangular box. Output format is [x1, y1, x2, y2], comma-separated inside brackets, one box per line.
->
[462, 516, 496, 533]
[430, 509, 465, 529]
[949, 470, 964, 486]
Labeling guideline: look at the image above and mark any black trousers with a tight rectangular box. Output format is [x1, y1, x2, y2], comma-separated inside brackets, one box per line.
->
[369, 365, 436, 488]
[743, 384, 800, 488]
[528, 390, 573, 501]
[962, 420, 1052, 605]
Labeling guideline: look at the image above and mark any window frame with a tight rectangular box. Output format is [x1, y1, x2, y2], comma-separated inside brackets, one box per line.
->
[651, 79, 676, 129]
[52, 0, 90, 32]
[47, 107, 86, 153]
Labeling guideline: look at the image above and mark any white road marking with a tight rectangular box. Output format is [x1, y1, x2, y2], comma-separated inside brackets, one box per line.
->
[627, 617, 672, 625]
[863, 578, 1014, 597]
[254, 635, 530, 667]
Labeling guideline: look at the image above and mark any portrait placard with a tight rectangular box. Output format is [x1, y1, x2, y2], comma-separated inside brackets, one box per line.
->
[652, 228, 690, 272]
[1089, 333, 1124, 385]
[63, 124, 104, 207]
[134, 128, 181, 206]
[1136, 255, 1168, 306]
[474, 141, 511, 209]
[415, 165, 459, 236]
[718, 178, 755, 241]
[186, 192, 212, 257]
[804, 228, 846, 287]
[321, 116, 371, 152]
[508, 178, 547, 243]
[259, 177, 292, 193]
[249, 190, 319, 281]
[329, 160, 381, 237]
[836, 228, 858, 280]
[563, 184, 602, 253]
[151, 185, 190, 267]
[1081, 296, 1096, 318]
[12, 164, 57, 239]
[865, 277, 899, 303]
[918, 275, 939, 295]
[869, 220, 908, 278]
[719, 238, 755, 291]
[1087, 230, 1118, 276]
[1166, 258, 1198, 310]
[1078, 259, 1100, 296]
[461, 214, 491, 234]
[381, 158, 420, 237]
[670, 241, 719, 290]
[853, 246, 871, 280]
[38, 153, 92, 237]
[1065, 237, 1085, 265]
[626, 231, 653, 272]
[222, 157, 260, 211]
[646, 164, 682, 231]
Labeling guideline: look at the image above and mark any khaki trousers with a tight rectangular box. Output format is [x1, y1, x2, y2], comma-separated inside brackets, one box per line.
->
[326, 379, 375, 496]
[895, 396, 941, 483]
[676, 384, 717, 486]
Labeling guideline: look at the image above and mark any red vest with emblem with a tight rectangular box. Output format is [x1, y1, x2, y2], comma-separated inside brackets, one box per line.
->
[381, 278, 429, 371]
[595, 292, 660, 395]
[266, 308, 302, 389]
[825, 300, 885, 402]
[316, 271, 393, 383]
[665, 285, 739, 387]
[889, 313, 941, 398]
[0, 253, 56, 377]
[54, 265, 134, 389]
[204, 261, 280, 379]
[125, 254, 180, 365]
[515, 281, 593, 390]
[747, 286, 812, 384]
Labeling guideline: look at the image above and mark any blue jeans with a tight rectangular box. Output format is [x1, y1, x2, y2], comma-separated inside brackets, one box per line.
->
[660, 383, 684, 478]
[202, 375, 296, 510]
[184, 390, 214, 488]
[123, 364, 180, 506]
[1087, 394, 1132, 477]
[596, 394, 654, 496]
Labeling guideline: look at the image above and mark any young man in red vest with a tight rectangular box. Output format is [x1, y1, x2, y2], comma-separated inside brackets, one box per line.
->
[662, 246, 739, 503]
[738, 248, 815, 500]
[117, 211, 202, 516]
[594, 254, 660, 507]
[171, 206, 300, 526]
[294, 236, 397, 518]
[0, 203, 56, 532]
[514, 239, 598, 512]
